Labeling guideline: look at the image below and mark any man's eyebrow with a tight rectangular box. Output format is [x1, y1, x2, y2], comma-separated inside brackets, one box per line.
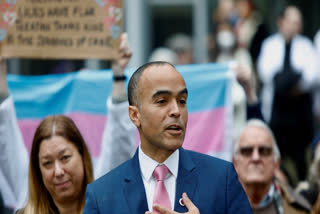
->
[152, 88, 188, 99]
[152, 90, 172, 99]
[179, 88, 188, 96]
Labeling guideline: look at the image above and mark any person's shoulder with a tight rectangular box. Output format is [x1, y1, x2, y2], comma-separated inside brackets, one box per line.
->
[90, 158, 132, 189]
[295, 34, 311, 42]
[258, 33, 282, 54]
[182, 149, 236, 182]
[262, 33, 281, 45]
[294, 34, 314, 47]
[278, 180, 313, 212]
[184, 149, 232, 169]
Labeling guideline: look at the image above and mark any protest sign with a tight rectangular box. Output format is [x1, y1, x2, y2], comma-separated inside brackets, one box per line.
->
[0, 0, 122, 59]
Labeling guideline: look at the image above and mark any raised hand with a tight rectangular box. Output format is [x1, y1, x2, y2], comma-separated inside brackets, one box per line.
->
[111, 33, 132, 102]
[234, 64, 257, 104]
[112, 32, 132, 75]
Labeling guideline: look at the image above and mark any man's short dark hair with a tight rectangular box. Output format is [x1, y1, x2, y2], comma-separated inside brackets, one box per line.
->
[128, 61, 175, 106]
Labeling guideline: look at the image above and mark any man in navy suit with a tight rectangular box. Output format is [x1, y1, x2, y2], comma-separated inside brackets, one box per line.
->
[83, 61, 252, 214]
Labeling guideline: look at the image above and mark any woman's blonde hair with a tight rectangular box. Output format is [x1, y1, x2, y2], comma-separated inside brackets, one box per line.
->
[23, 115, 93, 214]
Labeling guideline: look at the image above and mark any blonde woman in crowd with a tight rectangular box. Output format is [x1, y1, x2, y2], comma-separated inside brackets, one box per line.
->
[0, 33, 135, 213]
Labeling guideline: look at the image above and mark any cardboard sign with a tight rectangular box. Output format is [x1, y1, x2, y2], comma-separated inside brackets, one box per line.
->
[0, 0, 123, 59]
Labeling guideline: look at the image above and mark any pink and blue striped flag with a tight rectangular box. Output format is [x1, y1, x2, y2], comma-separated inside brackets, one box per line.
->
[8, 63, 234, 161]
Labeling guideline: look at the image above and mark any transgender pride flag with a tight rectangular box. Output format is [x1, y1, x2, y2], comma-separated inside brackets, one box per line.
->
[8, 63, 234, 161]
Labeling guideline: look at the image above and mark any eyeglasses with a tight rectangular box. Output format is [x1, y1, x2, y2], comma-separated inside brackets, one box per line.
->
[239, 146, 273, 157]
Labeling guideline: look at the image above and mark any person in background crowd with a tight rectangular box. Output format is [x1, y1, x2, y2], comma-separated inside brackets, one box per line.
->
[17, 115, 94, 214]
[214, 20, 255, 144]
[209, 0, 238, 63]
[235, 58, 263, 121]
[234, 0, 261, 50]
[148, 47, 178, 65]
[257, 5, 320, 182]
[234, 0, 269, 92]
[235, 55, 290, 185]
[0, 58, 28, 212]
[296, 134, 320, 213]
[233, 119, 312, 214]
[0, 33, 135, 212]
[212, 0, 238, 28]
[165, 33, 193, 65]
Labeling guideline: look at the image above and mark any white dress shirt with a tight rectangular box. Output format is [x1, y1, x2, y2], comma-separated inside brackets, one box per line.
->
[258, 184, 275, 208]
[257, 33, 320, 121]
[138, 145, 179, 212]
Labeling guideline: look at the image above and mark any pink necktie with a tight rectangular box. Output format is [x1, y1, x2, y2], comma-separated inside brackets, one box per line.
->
[153, 165, 171, 213]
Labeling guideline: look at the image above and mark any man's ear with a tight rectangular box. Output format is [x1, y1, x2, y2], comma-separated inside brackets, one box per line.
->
[275, 157, 281, 170]
[274, 158, 289, 183]
[128, 105, 141, 128]
[232, 157, 237, 169]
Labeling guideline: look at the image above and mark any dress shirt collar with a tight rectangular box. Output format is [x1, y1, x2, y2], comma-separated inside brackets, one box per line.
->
[138, 145, 179, 182]
[258, 183, 275, 208]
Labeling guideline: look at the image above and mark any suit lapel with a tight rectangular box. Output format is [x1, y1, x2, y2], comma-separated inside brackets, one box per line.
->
[123, 149, 149, 213]
[174, 148, 198, 212]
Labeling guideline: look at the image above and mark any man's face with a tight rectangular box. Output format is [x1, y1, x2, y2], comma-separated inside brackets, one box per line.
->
[279, 7, 302, 41]
[233, 126, 279, 186]
[130, 64, 188, 159]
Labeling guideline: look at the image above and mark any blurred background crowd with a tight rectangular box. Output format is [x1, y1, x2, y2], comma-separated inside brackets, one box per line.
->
[5, 0, 320, 74]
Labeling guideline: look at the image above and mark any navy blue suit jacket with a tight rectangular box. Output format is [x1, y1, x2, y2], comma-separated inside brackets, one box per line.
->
[83, 148, 252, 214]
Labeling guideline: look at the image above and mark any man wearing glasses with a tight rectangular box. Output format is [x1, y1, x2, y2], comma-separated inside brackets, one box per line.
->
[232, 119, 312, 214]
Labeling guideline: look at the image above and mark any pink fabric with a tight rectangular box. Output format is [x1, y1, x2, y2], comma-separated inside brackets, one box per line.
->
[18, 113, 107, 156]
[184, 107, 225, 153]
[153, 165, 171, 213]
[18, 108, 225, 157]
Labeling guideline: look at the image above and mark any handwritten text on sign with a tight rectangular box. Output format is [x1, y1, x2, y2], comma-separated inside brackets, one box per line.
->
[0, 0, 123, 59]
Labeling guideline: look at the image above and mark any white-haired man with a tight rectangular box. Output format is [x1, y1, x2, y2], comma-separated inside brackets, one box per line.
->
[233, 119, 312, 214]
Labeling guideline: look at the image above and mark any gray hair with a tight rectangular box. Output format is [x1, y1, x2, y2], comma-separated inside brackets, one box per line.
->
[165, 33, 193, 53]
[149, 47, 178, 65]
[233, 119, 281, 162]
